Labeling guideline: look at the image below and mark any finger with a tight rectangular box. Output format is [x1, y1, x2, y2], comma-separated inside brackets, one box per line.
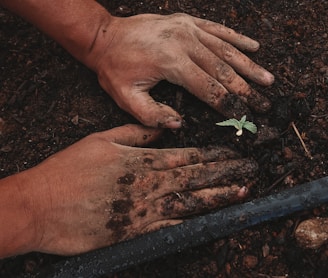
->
[171, 59, 251, 119]
[140, 219, 183, 235]
[98, 124, 162, 146]
[197, 32, 274, 86]
[156, 185, 248, 218]
[131, 146, 241, 170]
[193, 17, 260, 52]
[189, 43, 271, 113]
[157, 158, 258, 196]
[114, 87, 182, 129]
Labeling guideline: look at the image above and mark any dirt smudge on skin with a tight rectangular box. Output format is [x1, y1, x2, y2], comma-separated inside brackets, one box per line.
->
[160, 191, 207, 217]
[199, 147, 241, 162]
[143, 157, 153, 165]
[219, 93, 251, 119]
[187, 151, 200, 164]
[137, 208, 147, 217]
[105, 215, 132, 240]
[117, 173, 136, 185]
[143, 134, 153, 140]
[159, 28, 173, 39]
[112, 199, 134, 214]
[152, 182, 159, 190]
[106, 194, 135, 240]
[160, 186, 245, 217]
[240, 89, 272, 113]
[172, 170, 181, 178]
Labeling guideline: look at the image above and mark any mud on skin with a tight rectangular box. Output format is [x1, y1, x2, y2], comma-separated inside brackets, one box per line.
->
[123, 147, 241, 171]
[105, 156, 258, 243]
[240, 88, 272, 113]
[218, 91, 271, 119]
[160, 185, 247, 217]
[218, 93, 251, 119]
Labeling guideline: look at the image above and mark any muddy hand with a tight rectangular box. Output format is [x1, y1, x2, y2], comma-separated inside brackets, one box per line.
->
[92, 13, 275, 128]
[23, 124, 257, 256]
[0, 2, 274, 128]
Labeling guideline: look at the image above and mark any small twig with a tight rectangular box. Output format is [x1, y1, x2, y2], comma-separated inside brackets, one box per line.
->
[79, 117, 95, 125]
[310, 113, 328, 119]
[291, 121, 313, 160]
[164, 0, 169, 9]
[257, 274, 288, 278]
[266, 169, 295, 193]
[177, 0, 188, 12]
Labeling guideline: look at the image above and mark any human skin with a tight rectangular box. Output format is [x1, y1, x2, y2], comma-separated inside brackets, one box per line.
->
[0, 0, 270, 258]
[0, 0, 274, 128]
[0, 124, 258, 258]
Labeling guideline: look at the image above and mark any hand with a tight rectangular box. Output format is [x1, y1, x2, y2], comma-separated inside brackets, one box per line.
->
[92, 13, 275, 128]
[25, 124, 257, 256]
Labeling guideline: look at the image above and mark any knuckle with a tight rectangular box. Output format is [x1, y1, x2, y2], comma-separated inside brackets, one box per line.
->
[161, 14, 196, 41]
[135, 107, 160, 128]
[202, 79, 227, 108]
[85, 132, 103, 142]
[222, 43, 237, 61]
[82, 132, 112, 153]
[216, 61, 235, 84]
[183, 149, 201, 164]
[170, 12, 191, 21]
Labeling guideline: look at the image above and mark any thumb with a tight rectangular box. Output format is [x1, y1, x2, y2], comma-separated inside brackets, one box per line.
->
[115, 89, 182, 129]
[99, 124, 163, 146]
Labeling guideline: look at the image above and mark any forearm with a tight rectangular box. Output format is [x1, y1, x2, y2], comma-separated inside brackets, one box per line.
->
[0, 171, 43, 258]
[0, 0, 114, 69]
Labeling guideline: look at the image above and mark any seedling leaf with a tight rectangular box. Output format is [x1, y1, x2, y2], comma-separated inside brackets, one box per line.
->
[216, 115, 257, 136]
[243, 121, 257, 134]
[240, 115, 247, 125]
[215, 119, 241, 130]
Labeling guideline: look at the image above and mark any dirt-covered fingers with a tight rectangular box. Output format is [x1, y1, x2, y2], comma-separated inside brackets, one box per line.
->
[193, 17, 260, 52]
[173, 61, 251, 118]
[139, 219, 183, 235]
[127, 146, 241, 171]
[197, 33, 274, 86]
[156, 185, 249, 218]
[114, 89, 183, 129]
[187, 43, 271, 114]
[157, 158, 258, 196]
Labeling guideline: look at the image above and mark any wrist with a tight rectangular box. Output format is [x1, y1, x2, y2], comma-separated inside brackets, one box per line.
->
[82, 13, 119, 71]
[0, 0, 116, 71]
[0, 169, 46, 258]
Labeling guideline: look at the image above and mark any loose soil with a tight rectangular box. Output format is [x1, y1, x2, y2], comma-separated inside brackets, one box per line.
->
[1, 0, 328, 277]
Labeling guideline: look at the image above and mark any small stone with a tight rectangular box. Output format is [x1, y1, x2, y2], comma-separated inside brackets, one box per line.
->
[283, 147, 293, 160]
[71, 115, 79, 125]
[24, 259, 37, 273]
[0, 145, 12, 153]
[0, 117, 5, 135]
[115, 5, 132, 16]
[225, 262, 231, 275]
[243, 255, 258, 269]
[295, 218, 328, 249]
[262, 243, 270, 258]
[284, 175, 295, 186]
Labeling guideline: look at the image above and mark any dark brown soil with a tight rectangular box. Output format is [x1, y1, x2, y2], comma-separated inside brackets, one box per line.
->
[1, 0, 328, 277]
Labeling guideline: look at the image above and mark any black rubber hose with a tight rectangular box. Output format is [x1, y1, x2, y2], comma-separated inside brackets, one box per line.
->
[30, 176, 328, 278]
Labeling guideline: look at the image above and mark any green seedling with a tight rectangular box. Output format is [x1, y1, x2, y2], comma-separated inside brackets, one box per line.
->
[216, 115, 257, 136]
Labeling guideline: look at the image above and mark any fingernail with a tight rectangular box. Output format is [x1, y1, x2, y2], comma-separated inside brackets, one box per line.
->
[162, 117, 182, 129]
[246, 89, 272, 113]
[218, 93, 251, 119]
[237, 186, 248, 198]
[264, 71, 275, 85]
[249, 40, 260, 51]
